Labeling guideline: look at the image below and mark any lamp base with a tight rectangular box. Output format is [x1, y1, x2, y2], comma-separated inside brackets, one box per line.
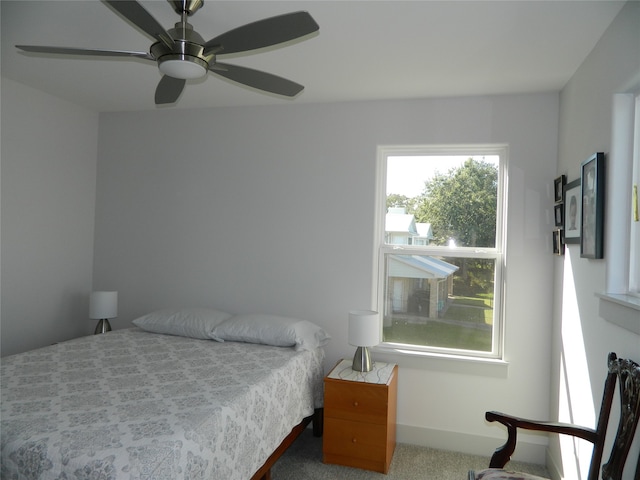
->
[352, 346, 373, 372]
[94, 319, 112, 335]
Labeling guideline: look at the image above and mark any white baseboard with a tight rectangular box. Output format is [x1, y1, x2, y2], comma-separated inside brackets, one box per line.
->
[396, 423, 548, 465]
[545, 449, 562, 480]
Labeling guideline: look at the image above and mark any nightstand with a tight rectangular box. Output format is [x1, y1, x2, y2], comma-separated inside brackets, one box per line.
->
[322, 359, 398, 473]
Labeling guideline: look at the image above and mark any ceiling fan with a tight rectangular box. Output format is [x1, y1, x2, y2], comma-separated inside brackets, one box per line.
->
[16, 0, 319, 105]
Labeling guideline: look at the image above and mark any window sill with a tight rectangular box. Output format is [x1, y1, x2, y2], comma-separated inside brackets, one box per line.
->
[373, 344, 509, 378]
[596, 292, 640, 335]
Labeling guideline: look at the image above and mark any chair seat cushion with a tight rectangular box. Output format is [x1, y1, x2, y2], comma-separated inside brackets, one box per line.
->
[472, 469, 549, 480]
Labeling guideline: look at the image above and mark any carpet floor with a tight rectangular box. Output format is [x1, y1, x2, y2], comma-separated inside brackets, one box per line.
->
[271, 429, 550, 480]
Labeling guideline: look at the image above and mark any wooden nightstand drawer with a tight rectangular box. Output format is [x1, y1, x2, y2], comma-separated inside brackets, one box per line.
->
[324, 380, 389, 424]
[323, 417, 387, 458]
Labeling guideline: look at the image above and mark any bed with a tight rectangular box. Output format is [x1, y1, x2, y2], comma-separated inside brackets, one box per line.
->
[1, 309, 329, 480]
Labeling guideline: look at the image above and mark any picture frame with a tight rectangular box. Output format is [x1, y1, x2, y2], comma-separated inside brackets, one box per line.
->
[554, 175, 566, 203]
[580, 152, 605, 259]
[554, 204, 563, 227]
[563, 178, 581, 244]
[553, 229, 564, 255]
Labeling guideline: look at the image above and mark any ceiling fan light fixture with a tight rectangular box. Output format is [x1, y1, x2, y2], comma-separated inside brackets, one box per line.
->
[158, 56, 207, 79]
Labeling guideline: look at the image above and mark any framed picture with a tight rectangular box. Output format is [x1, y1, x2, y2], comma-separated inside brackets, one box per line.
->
[580, 152, 605, 258]
[554, 175, 566, 203]
[563, 178, 581, 244]
[554, 204, 563, 226]
[553, 229, 564, 255]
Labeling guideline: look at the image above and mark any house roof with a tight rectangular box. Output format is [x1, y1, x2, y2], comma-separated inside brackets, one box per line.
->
[389, 255, 459, 279]
[386, 214, 417, 235]
[415, 223, 433, 240]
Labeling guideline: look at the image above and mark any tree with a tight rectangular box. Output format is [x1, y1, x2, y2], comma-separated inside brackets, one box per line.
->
[386, 194, 419, 215]
[415, 159, 497, 247]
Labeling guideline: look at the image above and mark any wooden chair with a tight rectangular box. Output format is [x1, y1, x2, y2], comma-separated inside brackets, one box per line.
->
[469, 352, 640, 480]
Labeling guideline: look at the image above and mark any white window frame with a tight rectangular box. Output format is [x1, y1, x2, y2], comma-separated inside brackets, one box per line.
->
[597, 92, 640, 334]
[373, 144, 508, 361]
[629, 94, 640, 295]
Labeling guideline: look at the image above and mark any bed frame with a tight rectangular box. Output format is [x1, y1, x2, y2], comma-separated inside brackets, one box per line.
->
[251, 408, 323, 480]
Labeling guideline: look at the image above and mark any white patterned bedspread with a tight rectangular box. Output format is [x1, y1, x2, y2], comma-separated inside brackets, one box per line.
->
[1, 328, 325, 480]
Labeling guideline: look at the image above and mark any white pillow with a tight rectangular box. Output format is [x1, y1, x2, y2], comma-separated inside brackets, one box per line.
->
[132, 308, 233, 339]
[210, 314, 331, 351]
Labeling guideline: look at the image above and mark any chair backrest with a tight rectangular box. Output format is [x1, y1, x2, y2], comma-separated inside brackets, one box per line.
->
[590, 353, 640, 480]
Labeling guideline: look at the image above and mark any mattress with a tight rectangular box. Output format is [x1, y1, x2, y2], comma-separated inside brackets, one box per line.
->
[0, 328, 325, 479]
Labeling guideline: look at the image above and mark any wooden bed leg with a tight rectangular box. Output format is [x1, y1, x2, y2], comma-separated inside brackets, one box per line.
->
[313, 408, 324, 437]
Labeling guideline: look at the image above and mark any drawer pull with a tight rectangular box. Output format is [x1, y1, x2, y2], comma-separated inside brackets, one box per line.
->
[353, 401, 359, 407]
[352, 437, 357, 443]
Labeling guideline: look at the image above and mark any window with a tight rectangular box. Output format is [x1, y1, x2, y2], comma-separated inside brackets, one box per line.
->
[603, 93, 640, 302]
[596, 92, 640, 334]
[594, 93, 639, 332]
[629, 94, 640, 296]
[375, 145, 507, 359]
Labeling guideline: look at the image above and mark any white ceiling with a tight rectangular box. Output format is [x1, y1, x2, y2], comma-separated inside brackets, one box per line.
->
[1, 0, 626, 112]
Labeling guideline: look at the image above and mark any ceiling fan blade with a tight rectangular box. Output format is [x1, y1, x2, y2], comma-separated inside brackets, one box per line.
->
[16, 45, 154, 60]
[204, 11, 318, 55]
[212, 63, 304, 97]
[104, 1, 174, 49]
[155, 75, 186, 104]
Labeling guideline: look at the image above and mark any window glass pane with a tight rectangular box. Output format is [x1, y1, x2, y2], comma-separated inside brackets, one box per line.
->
[382, 253, 495, 352]
[386, 155, 499, 248]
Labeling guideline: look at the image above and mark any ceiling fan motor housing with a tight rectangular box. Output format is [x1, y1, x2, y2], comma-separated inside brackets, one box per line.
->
[152, 22, 213, 79]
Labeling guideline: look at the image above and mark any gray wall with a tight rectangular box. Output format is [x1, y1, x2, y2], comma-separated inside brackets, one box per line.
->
[94, 93, 558, 459]
[550, 2, 640, 479]
[1, 78, 99, 356]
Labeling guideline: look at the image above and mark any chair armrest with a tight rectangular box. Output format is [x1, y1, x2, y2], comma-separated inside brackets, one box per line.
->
[485, 411, 598, 468]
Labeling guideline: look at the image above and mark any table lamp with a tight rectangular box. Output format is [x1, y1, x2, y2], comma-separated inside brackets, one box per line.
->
[89, 291, 117, 334]
[348, 310, 380, 372]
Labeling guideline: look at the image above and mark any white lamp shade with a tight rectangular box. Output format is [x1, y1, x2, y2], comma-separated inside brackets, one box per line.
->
[348, 310, 380, 347]
[89, 291, 118, 319]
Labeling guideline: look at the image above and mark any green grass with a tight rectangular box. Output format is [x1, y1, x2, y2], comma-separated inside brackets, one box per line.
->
[443, 305, 488, 324]
[383, 321, 492, 351]
[449, 295, 492, 308]
[383, 295, 494, 351]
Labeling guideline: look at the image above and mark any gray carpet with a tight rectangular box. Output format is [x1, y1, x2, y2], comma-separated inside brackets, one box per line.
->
[272, 429, 550, 480]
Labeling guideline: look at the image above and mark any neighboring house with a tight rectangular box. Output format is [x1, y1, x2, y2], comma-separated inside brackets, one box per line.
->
[413, 222, 434, 246]
[384, 207, 434, 245]
[384, 208, 458, 319]
[385, 207, 418, 244]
